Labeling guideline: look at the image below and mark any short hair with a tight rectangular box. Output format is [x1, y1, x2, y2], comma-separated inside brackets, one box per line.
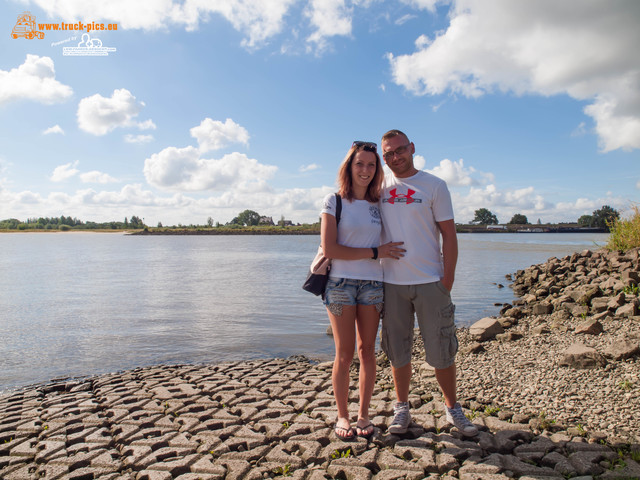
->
[337, 144, 383, 202]
[381, 129, 410, 143]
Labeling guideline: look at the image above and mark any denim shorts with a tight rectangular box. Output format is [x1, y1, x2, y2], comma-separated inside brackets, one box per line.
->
[324, 277, 384, 317]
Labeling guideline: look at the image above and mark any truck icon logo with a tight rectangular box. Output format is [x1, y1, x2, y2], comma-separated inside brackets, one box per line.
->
[11, 12, 44, 39]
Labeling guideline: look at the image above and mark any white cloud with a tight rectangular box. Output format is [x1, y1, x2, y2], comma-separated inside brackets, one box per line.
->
[305, 0, 353, 53]
[0, 181, 335, 227]
[51, 162, 118, 185]
[431, 100, 446, 112]
[190, 118, 250, 152]
[79, 171, 119, 184]
[144, 146, 277, 192]
[401, 0, 440, 11]
[300, 163, 320, 172]
[0, 55, 73, 105]
[77, 89, 153, 136]
[395, 14, 417, 25]
[413, 155, 426, 170]
[453, 184, 552, 224]
[387, 0, 640, 152]
[571, 122, 587, 138]
[137, 119, 157, 130]
[124, 134, 154, 144]
[15, 191, 42, 204]
[424, 158, 494, 186]
[43, 125, 65, 135]
[184, 0, 298, 48]
[51, 162, 79, 182]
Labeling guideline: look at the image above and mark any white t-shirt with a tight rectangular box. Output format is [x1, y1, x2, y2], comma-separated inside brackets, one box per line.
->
[379, 170, 454, 285]
[321, 193, 383, 281]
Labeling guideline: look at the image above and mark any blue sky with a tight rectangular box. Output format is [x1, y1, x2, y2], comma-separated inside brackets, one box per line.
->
[1, 0, 638, 226]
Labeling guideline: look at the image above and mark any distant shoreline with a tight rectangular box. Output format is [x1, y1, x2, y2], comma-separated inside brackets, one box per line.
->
[0, 228, 607, 235]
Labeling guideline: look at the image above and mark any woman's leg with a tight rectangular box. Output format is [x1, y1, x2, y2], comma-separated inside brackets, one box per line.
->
[355, 304, 381, 432]
[327, 305, 357, 435]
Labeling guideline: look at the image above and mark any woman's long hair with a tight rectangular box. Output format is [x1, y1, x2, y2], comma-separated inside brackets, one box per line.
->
[336, 143, 383, 202]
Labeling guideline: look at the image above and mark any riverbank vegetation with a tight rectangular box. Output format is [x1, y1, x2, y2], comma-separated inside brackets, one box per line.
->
[606, 204, 640, 251]
[0, 204, 621, 237]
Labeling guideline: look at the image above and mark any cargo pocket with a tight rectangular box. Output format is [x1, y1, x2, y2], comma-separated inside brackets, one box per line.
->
[439, 302, 458, 366]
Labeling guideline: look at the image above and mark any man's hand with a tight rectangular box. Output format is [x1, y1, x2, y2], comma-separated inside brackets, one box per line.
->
[440, 276, 454, 292]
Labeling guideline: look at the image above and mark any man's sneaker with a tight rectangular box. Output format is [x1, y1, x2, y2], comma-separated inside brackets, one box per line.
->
[445, 402, 478, 437]
[388, 402, 411, 434]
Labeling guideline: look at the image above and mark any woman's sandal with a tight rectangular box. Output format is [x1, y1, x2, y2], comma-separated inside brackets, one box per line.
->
[355, 422, 374, 439]
[334, 424, 355, 440]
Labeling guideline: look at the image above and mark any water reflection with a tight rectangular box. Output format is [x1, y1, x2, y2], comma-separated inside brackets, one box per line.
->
[0, 232, 608, 392]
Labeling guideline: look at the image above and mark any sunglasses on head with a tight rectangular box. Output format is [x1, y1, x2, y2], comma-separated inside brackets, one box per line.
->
[352, 141, 377, 153]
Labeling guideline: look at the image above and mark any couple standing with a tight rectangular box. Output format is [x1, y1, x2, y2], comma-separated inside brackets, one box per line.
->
[320, 129, 478, 440]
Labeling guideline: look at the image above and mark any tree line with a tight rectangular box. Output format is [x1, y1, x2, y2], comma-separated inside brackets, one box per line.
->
[1, 206, 620, 232]
[0, 210, 304, 231]
[471, 205, 620, 232]
[0, 215, 146, 231]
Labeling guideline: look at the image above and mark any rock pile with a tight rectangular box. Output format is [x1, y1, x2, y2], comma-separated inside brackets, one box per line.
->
[460, 247, 640, 444]
[510, 247, 639, 322]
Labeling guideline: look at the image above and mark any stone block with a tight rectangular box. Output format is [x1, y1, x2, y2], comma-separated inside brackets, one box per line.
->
[616, 302, 638, 317]
[326, 464, 372, 480]
[469, 318, 504, 342]
[575, 319, 603, 335]
[603, 338, 640, 360]
[532, 302, 553, 315]
[559, 343, 607, 369]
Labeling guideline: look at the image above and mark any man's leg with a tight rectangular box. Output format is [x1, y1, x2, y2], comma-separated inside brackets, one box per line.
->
[414, 282, 478, 437]
[435, 363, 456, 408]
[391, 362, 412, 403]
[381, 283, 414, 434]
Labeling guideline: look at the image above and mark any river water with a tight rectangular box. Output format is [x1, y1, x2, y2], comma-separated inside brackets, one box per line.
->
[0, 232, 609, 393]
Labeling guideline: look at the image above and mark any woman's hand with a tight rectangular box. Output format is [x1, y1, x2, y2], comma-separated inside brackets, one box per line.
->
[377, 241, 405, 260]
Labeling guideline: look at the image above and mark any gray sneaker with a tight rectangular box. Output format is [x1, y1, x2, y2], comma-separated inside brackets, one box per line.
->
[445, 402, 478, 437]
[388, 402, 411, 434]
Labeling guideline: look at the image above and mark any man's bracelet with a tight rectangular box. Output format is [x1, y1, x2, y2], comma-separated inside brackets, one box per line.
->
[371, 247, 378, 260]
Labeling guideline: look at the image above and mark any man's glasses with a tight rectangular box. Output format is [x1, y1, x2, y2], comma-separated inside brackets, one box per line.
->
[352, 141, 377, 153]
[382, 143, 411, 160]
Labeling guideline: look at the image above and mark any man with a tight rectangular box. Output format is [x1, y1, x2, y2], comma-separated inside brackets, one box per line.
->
[379, 129, 478, 437]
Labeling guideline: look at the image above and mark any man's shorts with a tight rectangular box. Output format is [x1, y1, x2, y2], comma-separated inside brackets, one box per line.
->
[324, 278, 383, 317]
[381, 281, 457, 370]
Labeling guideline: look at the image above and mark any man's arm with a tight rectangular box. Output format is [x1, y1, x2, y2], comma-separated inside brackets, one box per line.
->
[437, 219, 458, 291]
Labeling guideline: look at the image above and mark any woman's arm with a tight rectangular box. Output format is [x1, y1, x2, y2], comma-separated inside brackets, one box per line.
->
[320, 213, 405, 260]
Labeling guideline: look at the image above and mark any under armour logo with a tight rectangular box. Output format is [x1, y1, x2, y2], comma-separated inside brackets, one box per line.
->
[383, 188, 422, 204]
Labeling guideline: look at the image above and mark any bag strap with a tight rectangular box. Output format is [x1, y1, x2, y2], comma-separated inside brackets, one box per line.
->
[335, 193, 342, 225]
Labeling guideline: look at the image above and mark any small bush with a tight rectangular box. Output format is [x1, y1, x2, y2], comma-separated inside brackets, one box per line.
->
[59, 224, 71, 231]
[607, 204, 640, 251]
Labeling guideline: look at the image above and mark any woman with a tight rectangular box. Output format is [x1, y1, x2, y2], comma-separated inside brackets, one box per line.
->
[321, 141, 404, 440]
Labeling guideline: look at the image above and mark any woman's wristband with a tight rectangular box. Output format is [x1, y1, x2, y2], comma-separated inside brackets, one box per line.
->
[371, 247, 378, 260]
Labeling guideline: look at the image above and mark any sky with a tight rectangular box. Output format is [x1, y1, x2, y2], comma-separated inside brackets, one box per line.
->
[1, 0, 638, 227]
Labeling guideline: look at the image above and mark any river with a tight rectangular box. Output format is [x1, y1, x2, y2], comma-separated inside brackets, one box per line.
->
[0, 231, 609, 393]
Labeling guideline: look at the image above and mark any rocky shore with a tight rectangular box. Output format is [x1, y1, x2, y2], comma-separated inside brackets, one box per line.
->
[1, 248, 639, 479]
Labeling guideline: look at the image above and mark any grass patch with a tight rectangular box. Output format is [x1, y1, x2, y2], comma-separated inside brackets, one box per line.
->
[484, 405, 501, 416]
[272, 463, 293, 476]
[607, 204, 640, 251]
[331, 448, 353, 459]
[620, 380, 633, 391]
